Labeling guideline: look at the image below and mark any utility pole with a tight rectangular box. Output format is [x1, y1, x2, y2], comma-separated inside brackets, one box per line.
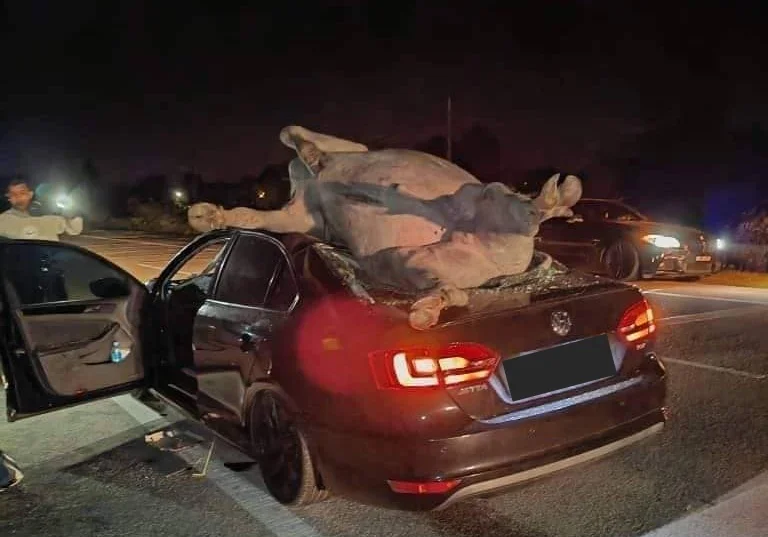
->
[446, 96, 452, 162]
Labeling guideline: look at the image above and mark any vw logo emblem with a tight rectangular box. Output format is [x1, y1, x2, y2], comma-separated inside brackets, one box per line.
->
[550, 310, 572, 336]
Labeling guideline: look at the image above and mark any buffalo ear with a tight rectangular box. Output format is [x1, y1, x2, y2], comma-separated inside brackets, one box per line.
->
[558, 175, 582, 208]
[534, 174, 584, 222]
[533, 174, 560, 212]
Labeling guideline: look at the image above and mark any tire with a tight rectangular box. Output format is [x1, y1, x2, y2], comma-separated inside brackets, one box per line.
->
[248, 390, 329, 506]
[602, 240, 640, 281]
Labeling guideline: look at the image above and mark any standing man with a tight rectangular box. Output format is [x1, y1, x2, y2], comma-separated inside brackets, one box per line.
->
[3, 176, 42, 218]
[0, 176, 83, 240]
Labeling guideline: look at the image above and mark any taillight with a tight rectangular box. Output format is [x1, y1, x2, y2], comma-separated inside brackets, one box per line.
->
[369, 343, 500, 390]
[618, 298, 656, 343]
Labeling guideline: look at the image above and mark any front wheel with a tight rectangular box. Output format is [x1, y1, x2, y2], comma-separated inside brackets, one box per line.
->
[602, 240, 640, 281]
[248, 391, 328, 506]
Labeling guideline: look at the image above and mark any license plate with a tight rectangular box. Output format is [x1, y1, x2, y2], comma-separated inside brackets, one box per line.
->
[696, 255, 711, 262]
[503, 335, 615, 401]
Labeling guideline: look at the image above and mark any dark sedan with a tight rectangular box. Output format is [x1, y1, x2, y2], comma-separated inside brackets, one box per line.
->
[536, 198, 722, 281]
[0, 229, 666, 511]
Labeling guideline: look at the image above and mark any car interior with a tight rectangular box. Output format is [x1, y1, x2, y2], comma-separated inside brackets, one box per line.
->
[163, 239, 230, 373]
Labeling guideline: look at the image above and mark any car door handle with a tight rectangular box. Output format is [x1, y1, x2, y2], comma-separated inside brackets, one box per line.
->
[239, 331, 265, 352]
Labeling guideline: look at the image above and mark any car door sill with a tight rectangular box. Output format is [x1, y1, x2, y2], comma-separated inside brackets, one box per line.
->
[168, 383, 196, 399]
[146, 388, 253, 458]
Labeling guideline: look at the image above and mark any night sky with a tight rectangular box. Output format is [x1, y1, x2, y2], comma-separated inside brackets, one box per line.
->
[2, 1, 767, 227]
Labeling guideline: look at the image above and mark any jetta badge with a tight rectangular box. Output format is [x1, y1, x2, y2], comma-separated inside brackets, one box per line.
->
[550, 310, 572, 336]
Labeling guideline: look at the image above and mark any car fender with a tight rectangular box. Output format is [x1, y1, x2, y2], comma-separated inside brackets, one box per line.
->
[597, 228, 637, 260]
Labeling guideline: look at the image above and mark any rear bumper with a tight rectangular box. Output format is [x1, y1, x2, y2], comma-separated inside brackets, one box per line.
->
[641, 246, 716, 278]
[437, 417, 663, 509]
[310, 366, 667, 510]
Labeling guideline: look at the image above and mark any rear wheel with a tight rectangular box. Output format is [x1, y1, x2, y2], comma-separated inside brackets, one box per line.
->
[603, 240, 640, 281]
[248, 391, 328, 506]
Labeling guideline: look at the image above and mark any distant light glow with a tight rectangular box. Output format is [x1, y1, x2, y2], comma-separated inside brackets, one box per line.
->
[55, 194, 72, 210]
[716, 238, 725, 250]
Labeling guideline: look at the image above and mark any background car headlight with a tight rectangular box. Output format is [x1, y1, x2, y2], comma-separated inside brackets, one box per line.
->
[55, 194, 73, 210]
[642, 234, 681, 248]
[716, 238, 726, 250]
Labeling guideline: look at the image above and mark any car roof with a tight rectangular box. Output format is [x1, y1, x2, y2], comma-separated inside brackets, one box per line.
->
[226, 227, 323, 254]
[224, 227, 349, 254]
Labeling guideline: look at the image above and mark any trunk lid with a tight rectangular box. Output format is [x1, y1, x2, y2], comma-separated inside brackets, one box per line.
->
[315, 244, 649, 421]
[427, 280, 645, 421]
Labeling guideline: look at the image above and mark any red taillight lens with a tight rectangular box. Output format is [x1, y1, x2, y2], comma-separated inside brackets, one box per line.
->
[369, 343, 500, 390]
[618, 298, 656, 343]
[387, 479, 462, 494]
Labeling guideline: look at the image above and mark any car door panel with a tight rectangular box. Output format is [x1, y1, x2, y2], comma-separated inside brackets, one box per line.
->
[193, 301, 284, 421]
[0, 240, 147, 420]
[537, 219, 582, 266]
[539, 216, 608, 271]
[192, 232, 298, 427]
[19, 306, 142, 396]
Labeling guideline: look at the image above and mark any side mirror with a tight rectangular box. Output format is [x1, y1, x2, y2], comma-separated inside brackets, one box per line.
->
[145, 278, 158, 293]
[89, 277, 131, 299]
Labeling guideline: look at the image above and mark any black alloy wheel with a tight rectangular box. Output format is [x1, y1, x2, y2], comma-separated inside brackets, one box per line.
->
[248, 391, 328, 506]
[603, 240, 641, 281]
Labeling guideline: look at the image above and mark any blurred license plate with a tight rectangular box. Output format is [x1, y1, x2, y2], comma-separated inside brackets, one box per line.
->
[503, 335, 615, 401]
[696, 255, 711, 262]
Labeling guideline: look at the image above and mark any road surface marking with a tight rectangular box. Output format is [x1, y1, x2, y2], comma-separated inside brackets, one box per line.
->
[112, 394, 326, 537]
[112, 393, 169, 426]
[137, 263, 170, 271]
[659, 357, 767, 380]
[80, 233, 188, 248]
[176, 447, 327, 537]
[639, 469, 768, 537]
[658, 306, 764, 325]
[644, 290, 768, 306]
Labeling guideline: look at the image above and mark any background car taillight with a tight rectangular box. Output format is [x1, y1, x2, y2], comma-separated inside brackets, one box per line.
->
[618, 298, 656, 344]
[387, 479, 462, 494]
[369, 342, 500, 390]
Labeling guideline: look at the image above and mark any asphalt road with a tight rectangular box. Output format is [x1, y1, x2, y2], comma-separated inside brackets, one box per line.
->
[1, 231, 767, 537]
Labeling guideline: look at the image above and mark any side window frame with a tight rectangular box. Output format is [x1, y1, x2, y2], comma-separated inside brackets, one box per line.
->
[210, 231, 300, 314]
[573, 201, 599, 222]
[155, 231, 234, 301]
[263, 254, 301, 312]
[1, 239, 144, 308]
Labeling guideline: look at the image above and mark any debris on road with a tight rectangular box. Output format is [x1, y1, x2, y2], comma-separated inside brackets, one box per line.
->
[144, 429, 202, 453]
[0, 450, 23, 491]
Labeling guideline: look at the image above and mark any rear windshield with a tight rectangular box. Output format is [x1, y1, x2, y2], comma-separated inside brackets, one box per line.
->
[311, 243, 610, 312]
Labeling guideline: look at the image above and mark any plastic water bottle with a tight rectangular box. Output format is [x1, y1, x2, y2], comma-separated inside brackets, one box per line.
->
[110, 342, 125, 363]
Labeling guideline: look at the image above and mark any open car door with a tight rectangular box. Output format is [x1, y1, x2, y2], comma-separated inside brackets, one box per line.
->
[0, 240, 149, 421]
